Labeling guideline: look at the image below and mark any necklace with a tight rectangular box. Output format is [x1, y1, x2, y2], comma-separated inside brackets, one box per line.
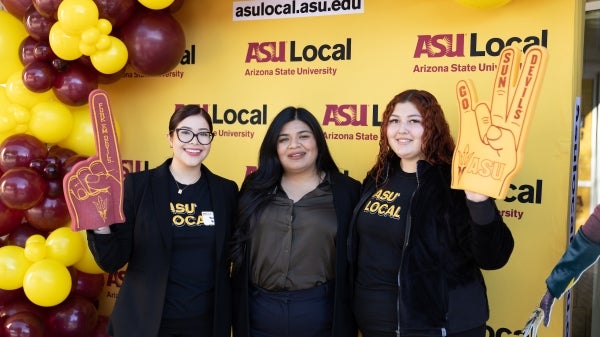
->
[169, 165, 201, 195]
[174, 180, 189, 194]
[174, 177, 199, 194]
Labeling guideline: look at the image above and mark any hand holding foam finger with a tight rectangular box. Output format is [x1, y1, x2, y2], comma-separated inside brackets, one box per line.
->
[452, 46, 548, 199]
[63, 89, 125, 231]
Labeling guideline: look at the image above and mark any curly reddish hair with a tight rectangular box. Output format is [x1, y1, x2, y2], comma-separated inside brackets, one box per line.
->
[368, 89, 455, 185]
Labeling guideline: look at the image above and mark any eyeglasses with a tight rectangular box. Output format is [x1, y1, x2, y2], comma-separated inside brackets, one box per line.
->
[172, 128, 215, 145]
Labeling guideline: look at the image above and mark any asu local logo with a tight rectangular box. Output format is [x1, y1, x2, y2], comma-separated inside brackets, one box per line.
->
[411, 30, 548, 73]
[244, 38, 351, 77]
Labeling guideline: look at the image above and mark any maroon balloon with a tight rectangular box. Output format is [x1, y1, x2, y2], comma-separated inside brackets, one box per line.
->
[24, 196, 70, 232]
[27, 158, 45, 175]
[0, 134, 49, 172]
[3, 312, 45, 337]
[5, 222, 45, 247]
[41, 161, 60, 181]
[51, 58, 69, 72]
[91, 315, 110, 337]
[71, 270, 104, 301]
[22, 60, 56, 93]
[47, 146, 76, 166]
[33, 41, 56, 62]
[93, 0, 137, 28]
[0, 289, 26, 306]
[0, 168, 48, 210]
[119, 9, 186, 76]
[19, 36, 38, 66]
[0, 0, 33, 19]
[97, 64, 126, 84]
[45, 180, 62, 199]
[78, 56, 126, 84]
[23, 5, 55, 41]
[167, 0, 184, 13]
[31, 0, 61, 19]
[63, 155, 88, 174]
[46, 296, 98, 337]
[53, 62, 98, 106]
[0, 199, 24, 237]
[0, 298, 46, 321]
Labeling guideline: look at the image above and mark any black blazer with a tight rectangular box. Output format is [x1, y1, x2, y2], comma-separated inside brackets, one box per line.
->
[232, 172, 360, 337]
[88, 159, 238, 337]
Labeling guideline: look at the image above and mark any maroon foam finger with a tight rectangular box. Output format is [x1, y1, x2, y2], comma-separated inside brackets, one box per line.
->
[89, 89, 123, 177]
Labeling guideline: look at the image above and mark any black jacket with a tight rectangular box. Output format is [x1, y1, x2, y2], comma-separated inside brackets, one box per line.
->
[348, 161, 514, 336]
[88, 159, 238, 337]
[232, 172, 360, 337]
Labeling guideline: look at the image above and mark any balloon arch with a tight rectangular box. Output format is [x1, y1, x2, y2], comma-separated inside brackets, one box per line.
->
[1, 1, 185, 336]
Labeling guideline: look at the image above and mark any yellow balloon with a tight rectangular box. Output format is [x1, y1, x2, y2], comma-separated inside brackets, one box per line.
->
[73, 229, 105, 274]
[95, 35, 111, 51]
[97, 18, 112, 35]
[138, 0, 175, 10]
[57, 0, 100, 35]
[453, 0, 511, 9]
[27, 234, 46, 245]
[81, 26, 101, 45]
[0, 110, 17, 133]
[57, 105, 96, 156]
[30, 100, 74, 144]
[23, 259, 72, 307]
[0, 88, 16, 134]
[45, 227, 85, 266]
[0, 131, 12, 144]
[49, 22, 83, 61]
[5, 71, 55, 109]
[8, 103, 31, 124]
[0, 11, 29, 83]
[13, 124, 29, 134]
[0, 245, 32, 290]
[79, 41, 97, 56]
[91, 36, 128, 74]
[25, 242, 47, 263]
[25, 235, 47, 263]
[0, 86, 11, 110]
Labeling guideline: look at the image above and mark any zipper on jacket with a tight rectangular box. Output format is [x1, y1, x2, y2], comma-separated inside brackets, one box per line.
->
[396, 168, 419, 337]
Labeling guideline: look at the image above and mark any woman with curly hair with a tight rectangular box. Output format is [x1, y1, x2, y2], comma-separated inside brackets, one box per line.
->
[348, 89, 514, 337]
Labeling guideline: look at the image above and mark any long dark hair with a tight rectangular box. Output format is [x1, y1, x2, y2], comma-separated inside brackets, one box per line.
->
[368, 89, 455, 186]
[230, 106, 339, 270]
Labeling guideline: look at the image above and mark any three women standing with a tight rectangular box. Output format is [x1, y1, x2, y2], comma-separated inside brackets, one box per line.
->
[89, 94, 513, 337]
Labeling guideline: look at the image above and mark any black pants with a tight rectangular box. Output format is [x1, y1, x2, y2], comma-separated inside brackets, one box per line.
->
[249, 283, 334, 337]
[360, 324, 487, 337]
[157, 314, 213, 337]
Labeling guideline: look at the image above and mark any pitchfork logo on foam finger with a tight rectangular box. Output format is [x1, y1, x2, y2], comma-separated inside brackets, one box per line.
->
[451, 45, 548, 199]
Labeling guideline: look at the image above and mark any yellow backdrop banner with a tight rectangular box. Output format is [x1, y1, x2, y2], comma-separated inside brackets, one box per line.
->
[97, 1, 584, 336]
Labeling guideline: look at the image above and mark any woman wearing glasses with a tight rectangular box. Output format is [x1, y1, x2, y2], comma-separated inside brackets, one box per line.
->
[87, 105, 238, 337]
